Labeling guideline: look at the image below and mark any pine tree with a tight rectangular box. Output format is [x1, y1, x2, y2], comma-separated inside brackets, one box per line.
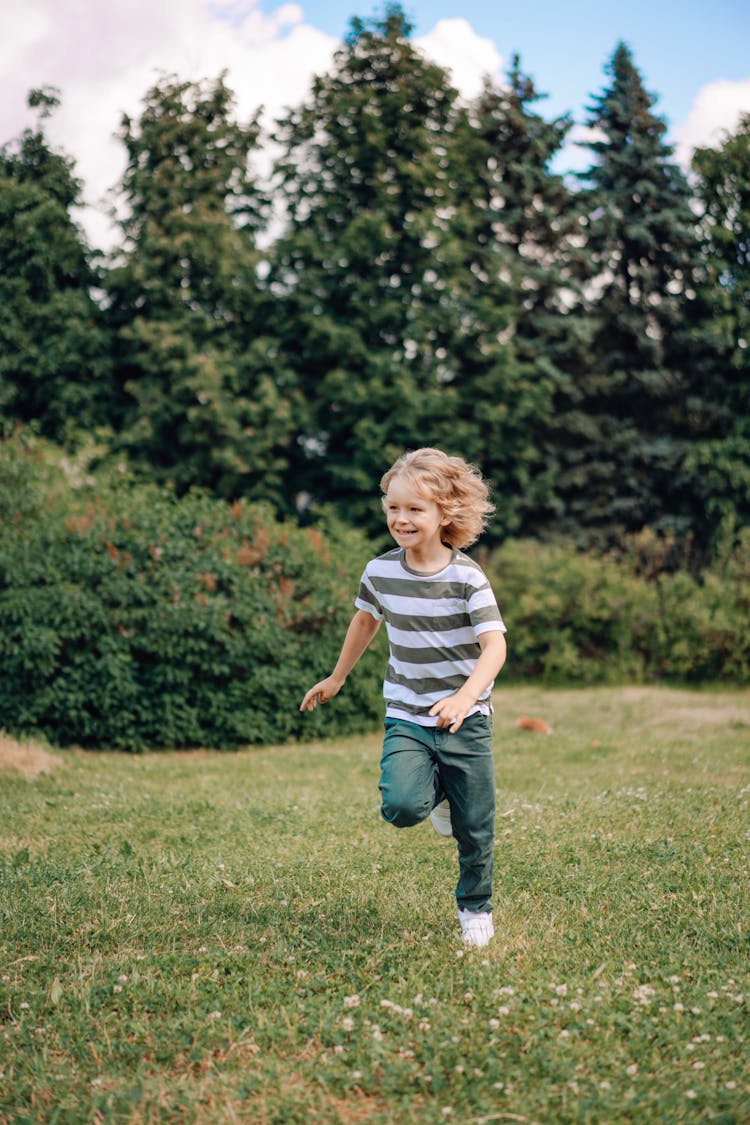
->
[268, 4, 521, 534]
[686, 113, 750, 541]
[107, 74, 295, 503]
[554, 43, 700, 546]
[0, 88, 112, 442]
[459, 58, 593, 535]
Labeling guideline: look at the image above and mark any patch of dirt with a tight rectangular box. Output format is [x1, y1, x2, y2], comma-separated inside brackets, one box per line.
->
[0, 732, 63, 776]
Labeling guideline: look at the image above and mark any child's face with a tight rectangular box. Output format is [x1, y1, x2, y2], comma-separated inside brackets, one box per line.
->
[383, 476, 448, 554]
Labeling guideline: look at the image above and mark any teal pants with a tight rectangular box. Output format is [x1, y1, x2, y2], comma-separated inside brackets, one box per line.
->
[379, 713, 496, 913]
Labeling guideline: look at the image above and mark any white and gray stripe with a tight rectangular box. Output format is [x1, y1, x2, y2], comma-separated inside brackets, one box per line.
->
[355, 547, 505, 726]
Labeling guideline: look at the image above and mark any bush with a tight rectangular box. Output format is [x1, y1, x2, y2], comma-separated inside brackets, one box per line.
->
[486, 540, 652, 684]
[487, 534, 750, 685]
[648, 530, 750, 682]
[0, 481, 385, 749]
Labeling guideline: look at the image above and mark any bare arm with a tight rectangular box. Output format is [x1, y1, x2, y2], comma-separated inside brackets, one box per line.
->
[299, 609, 382, 712]
[429, 630, 507, 732]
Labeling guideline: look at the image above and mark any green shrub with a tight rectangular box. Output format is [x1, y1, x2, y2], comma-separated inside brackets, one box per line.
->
[648, 529, 750, 681]
[487, 539, 652, 684]
[487, 534, 750, 685]
[0, 483, 385, 749]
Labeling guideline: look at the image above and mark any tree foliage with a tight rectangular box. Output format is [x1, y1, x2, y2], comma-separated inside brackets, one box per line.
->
[463, 59, 593, 533]
[687, 113, 750, 539]
[0, 88, 111, 441]
[548, 44, 700, 546]
[1, 13, 748, 561]
[106, 74, 297, 505]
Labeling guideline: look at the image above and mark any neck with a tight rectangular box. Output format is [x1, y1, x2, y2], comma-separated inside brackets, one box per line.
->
[405, 542, 452, 572]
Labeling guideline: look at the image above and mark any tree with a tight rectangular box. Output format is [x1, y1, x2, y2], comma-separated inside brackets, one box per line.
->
[686, 114, 750, 542]
[0, 88, 112, 441]
[106, 74, 296, 504]
[268, 4, 522, 535]
[551, 44, 701, 546]
[459, 58, 593, 536]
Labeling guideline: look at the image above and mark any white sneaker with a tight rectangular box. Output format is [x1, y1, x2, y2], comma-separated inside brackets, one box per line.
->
[459, 909, 494, 948]
[429, 799, 452, 837]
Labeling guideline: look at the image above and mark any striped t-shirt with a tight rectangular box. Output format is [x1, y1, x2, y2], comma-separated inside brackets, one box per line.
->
[355, 547, 506, 726]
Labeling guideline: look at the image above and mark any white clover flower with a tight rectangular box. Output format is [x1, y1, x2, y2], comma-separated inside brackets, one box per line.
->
[343, 994, 360, 1009]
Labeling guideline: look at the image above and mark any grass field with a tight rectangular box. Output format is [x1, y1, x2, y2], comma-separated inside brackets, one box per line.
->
[1, 686, 749, 1124]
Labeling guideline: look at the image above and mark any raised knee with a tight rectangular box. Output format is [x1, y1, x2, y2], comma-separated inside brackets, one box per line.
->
[380, 798, 429, 828]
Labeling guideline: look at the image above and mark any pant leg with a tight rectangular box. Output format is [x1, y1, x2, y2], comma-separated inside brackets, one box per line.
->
[436, 713, 496, 913]
[379, 720, 440, 828]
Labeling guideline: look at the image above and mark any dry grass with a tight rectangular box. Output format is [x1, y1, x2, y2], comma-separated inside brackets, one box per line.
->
[0, 731, 63, 776]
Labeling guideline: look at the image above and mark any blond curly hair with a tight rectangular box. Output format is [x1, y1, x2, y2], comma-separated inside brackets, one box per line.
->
[380, 448, 494, 549]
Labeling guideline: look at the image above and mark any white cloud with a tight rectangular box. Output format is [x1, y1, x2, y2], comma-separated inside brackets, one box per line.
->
[1, 5, 502, 249]
[0, 0, 337, 247]
[674, 77, 750, 165]
[416, 18, 503, 99]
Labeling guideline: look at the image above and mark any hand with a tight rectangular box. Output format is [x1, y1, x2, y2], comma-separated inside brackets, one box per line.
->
[429, 691, 475, 733]
[299, 676, 343, 712]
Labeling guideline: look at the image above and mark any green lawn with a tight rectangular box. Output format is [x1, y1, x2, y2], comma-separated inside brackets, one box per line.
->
[1, 686, 748, 1123]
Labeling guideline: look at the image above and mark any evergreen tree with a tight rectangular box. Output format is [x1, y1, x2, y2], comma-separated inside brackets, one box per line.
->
[107, 74, 295, 503]
[268, 4, 521, 534]
[0, 88, 112, 442]
[686, 114, 750, 541]
[460, 58, 593, 535]
[553, 43, 700, 546]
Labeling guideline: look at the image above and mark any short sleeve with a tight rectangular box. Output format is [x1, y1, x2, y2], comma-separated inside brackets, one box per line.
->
[354, 568, 383, 621]
[467, 577, 506, 635]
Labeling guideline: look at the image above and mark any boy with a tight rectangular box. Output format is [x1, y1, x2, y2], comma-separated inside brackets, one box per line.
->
[300, 448, 507, 947]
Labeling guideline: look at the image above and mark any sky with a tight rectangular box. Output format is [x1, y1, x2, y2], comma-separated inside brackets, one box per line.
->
[2, 0, 749, 249]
